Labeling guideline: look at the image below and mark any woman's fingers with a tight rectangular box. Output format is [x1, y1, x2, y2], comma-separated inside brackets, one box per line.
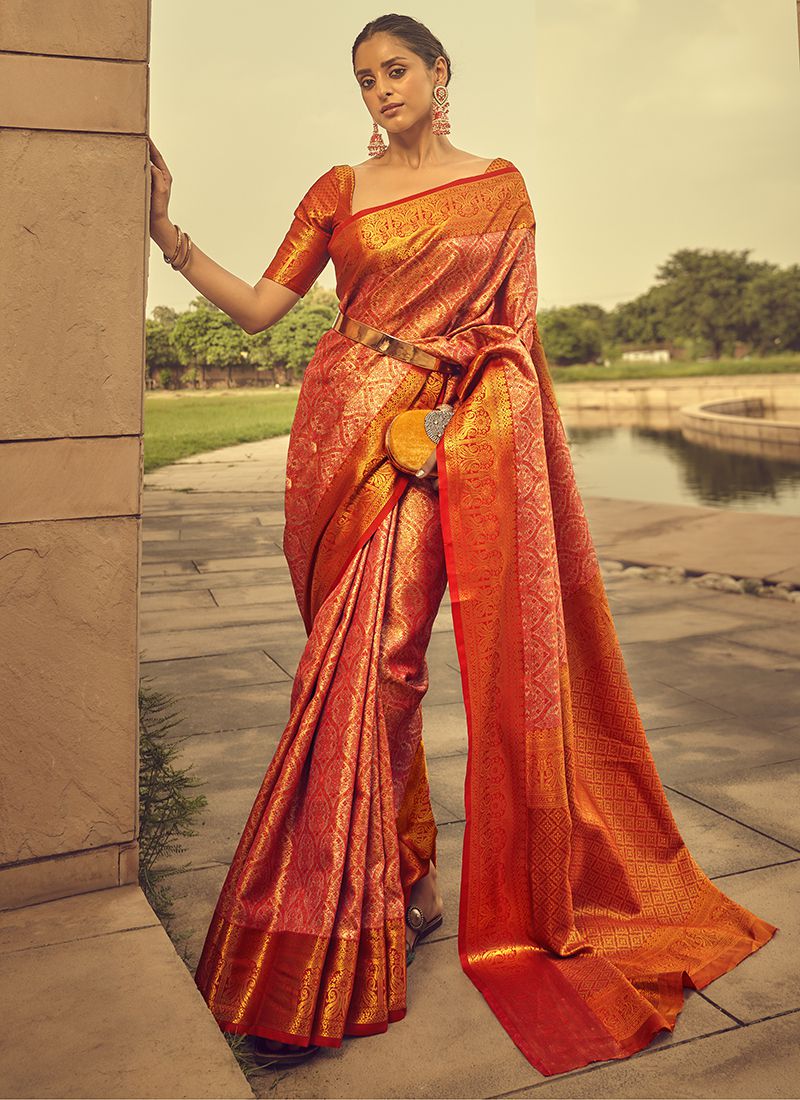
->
[415, 447, 438, 479]
[147, 137, 171, 179]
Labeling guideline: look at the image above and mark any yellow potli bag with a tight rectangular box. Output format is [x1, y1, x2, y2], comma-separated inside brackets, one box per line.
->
[384, 402, 455, 476]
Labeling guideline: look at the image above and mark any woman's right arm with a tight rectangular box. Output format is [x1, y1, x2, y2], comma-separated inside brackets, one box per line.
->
[148, 138, 299, 335]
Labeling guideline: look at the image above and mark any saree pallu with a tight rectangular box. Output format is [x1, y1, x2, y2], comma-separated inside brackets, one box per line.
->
[194, 159, 778, 1075]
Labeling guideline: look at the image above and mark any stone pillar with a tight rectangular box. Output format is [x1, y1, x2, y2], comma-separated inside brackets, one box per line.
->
[0, 0, 148, 909]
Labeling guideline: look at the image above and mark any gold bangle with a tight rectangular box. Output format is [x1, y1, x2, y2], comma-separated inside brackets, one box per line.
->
[163, 223, 182, 265]
[174, 233, 192, 271]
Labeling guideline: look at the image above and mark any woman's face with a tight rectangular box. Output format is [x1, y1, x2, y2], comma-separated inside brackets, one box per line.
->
[354, 32, 445, 132]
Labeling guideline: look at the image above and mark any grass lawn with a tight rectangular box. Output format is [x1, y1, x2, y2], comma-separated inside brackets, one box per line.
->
[548, 354, 800, 384]
[144, 388, 299, 472]
[144, 356, 800, 472]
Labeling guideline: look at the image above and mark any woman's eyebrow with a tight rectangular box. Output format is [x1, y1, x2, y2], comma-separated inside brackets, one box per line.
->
[355, 55, 408, 77]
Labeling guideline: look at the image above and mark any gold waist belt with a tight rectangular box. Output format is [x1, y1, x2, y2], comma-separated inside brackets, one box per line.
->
[332, 310, 461, 375]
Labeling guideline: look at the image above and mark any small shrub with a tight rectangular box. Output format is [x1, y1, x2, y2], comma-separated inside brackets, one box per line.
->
[138, 678, 208, 958]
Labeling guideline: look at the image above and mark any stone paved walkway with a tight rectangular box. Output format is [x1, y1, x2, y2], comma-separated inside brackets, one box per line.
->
[142, 436, 800, 1099]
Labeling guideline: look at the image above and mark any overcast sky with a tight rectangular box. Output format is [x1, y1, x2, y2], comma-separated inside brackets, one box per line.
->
[147, 0, 799, 316]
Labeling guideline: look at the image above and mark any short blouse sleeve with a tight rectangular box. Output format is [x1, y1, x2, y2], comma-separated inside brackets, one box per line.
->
[261, 166, 339, 296]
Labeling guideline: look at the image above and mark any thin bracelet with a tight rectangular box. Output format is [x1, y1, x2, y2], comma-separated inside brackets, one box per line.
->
[163, 223, 183, 265]
[174, 234, 192, 271]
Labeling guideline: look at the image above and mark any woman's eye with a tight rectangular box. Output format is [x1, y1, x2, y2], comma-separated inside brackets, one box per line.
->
[360, 68, 405, 89]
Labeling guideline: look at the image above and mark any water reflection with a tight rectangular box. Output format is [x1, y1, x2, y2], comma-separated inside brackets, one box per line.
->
[563, 411, 800, 515]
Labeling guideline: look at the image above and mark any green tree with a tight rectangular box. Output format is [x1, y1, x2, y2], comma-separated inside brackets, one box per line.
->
[145, 318, 176, 377]
[170, 296, 250, 385]
[609, 285, 670, 347]
[654, 248, 757, 358]
[742, 263, 800, 355]
[260, 285, 338, 383]
[537, 305, 604, 366]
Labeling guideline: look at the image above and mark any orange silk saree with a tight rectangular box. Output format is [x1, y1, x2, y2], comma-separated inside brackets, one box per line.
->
[193, 157, 778, 1076]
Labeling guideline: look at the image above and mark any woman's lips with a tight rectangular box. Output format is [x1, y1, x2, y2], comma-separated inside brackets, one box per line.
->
[382, 104, 403, 115]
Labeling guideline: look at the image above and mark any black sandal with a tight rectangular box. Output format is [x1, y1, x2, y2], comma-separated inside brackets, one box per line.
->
[405, 902, 444, 966]
[250, 1035, 321, 1068]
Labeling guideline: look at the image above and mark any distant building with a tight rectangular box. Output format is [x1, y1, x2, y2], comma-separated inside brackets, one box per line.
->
[621, 344, 672, 363]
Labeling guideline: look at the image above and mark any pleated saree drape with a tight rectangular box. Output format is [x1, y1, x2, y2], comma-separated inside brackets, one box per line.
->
[193, 158, 778, 1075]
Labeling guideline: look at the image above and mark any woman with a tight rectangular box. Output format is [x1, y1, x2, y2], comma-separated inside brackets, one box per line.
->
[148, 13, 778, 1079]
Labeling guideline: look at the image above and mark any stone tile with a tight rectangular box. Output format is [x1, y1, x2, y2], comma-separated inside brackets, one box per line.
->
[139, 622, 306, 663]
[140, 589, 216, 611]
[163, 863, 230, 973]
[427, 753, 467, 820]
[142, 527, 183, 542]
[610, 604, 756, 644]
[140, 602, 303, 637]
[141, 650, 290, 693]
[210, 583, 295, 608]
[0, 918, 252, 1100]
[142, 541, 272, 562]
[582, 494, 800, 586]
[425, 628, 459, 664]
[695, 860, 798, 1023]
[678, 758, 800, 849]
[156, 723, 285, 867]
[142, 567, 291, 593]
[141, 559, 200, 577]
[432, 797, 464, 827]
[177, 512, 263, 529]
[144, 491, 269, 514]
[666, 790, 796, 877]
[422, 668, 466, 707]
[676, 586, 800, 624]
[647, 715, 800, 784]
[627, 674, 735, 729]
[499, 1012, 799, 1098]
[604, 580, 718, 615]
[194, 554, 288, 574]
[261, 639, 308, 680]
[0, 883, 157, 956]
[430, 819, 465, 940]
[1, 53, 146, 134]
[161, 683, 294, 739]
[421, 700, 468, 758]
[253, 512, 287, 528]
[640, 642, 800, 725]
[724, 622, 800, 660]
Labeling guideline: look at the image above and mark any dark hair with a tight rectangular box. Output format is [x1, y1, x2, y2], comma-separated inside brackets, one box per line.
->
[352, 13, 453, 84]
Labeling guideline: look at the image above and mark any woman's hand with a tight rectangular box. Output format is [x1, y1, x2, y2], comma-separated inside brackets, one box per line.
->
[147, 137, 177, 252]
[415, 448, 439, 491]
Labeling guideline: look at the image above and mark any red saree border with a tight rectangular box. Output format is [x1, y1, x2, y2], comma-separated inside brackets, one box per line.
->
[216, 1008, 407, 1050]
[326, 472, 410, 603]
[435, 433, 476, 955]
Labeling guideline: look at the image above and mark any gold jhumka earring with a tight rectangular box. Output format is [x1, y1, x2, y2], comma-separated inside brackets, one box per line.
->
[367, 119, 388, 158]
[431, 84, 451, 135]
[367, 83, 452, 155]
